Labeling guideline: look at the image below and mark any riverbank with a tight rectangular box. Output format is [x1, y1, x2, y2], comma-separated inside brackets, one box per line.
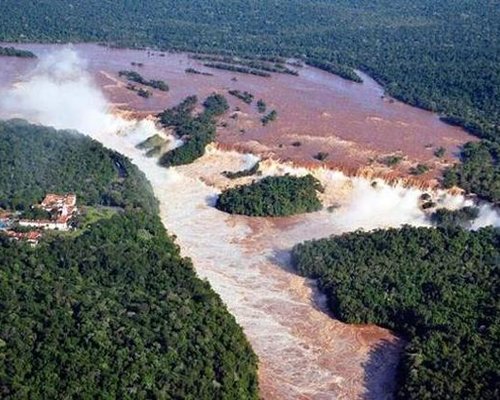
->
[1, 46, 497, 399]
[0, 42, 477, 188]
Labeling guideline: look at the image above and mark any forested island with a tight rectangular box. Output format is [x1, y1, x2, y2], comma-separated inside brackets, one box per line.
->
[0, 120, 259, 399]
[228, 90, 254, 105]
[119, 70, 169, 92]
[292, 226, 499, 399]
[185, 67, 213, 76]
[0, 1, 498, 200]
[203, 63, 271, 78]
[261, 110, 277, 126]
[136, 133, 167, 158]
[222, 162, 260, 180]
[192, 54, 298, 76]
[443, 141, 500, 203]
[215, 175, 323, 217]
[158, 94, 228, 167]
[0, 46, 35, 58]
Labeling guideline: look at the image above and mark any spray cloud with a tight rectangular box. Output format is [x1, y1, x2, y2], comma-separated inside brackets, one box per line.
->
[0, 46, 499, 399]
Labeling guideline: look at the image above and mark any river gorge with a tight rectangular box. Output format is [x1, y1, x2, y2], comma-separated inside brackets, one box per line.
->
[1, 45, 497, 399]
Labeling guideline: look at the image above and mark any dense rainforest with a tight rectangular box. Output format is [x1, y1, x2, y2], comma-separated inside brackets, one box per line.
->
[0, 120, 259, 399]
[292, 226, 500, 399]
[0, 1, 498, 201]
[216, 174, 323, 217]
[0, 4, 499, 398]
[158, 94, 228, 167]
[0, 119, 157, 212]
[0, 0, 497, 143]
[443, 141, 500, 203]
[0, 46, 35, 58]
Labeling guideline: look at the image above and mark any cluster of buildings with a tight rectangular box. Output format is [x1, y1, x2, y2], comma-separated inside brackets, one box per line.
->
[4, 230, 42, 245]
[0, 194, 77, 245]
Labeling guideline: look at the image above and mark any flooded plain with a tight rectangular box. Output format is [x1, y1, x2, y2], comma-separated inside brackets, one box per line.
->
[1, 43, 476, 184]
[0, 46, 495, 399]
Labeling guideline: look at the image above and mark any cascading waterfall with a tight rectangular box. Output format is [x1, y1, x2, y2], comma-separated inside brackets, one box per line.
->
[1, 48, 498, 399]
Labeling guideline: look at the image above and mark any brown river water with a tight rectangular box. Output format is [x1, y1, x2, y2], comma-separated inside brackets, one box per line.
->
[0, 43, 475, 184]
[0, 45, 490, 399]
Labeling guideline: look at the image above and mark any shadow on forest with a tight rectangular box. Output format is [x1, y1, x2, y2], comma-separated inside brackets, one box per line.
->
[204, 193, 218, 207]
[361, 338, 403, 400]
[268, 248, 404, 400]
[267, 247, 338, 317]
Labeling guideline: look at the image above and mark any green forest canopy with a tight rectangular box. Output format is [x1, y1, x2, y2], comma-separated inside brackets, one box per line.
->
[0, 212, 259, 400]
[292, 226, 499, 399]
[0, 119, 158, 212]
[0, 0, 497, 143]
[216, 174, 323, 217]
[0, 120, 259, 399]
[443, 140, 500, 204]
[1, 0, 498, 201]
[158, 94, 229, 167]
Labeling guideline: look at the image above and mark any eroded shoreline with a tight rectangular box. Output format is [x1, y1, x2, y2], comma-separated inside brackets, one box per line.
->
[0, 42, 477, 187]
[1, 46, 498, 399]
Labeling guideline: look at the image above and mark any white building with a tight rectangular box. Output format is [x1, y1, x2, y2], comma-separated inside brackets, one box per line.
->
[18, 193, 77, 231]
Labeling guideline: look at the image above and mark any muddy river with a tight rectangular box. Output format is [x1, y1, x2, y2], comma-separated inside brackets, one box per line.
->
[0, 46, 495, 399]
[1, 43, 475, 184]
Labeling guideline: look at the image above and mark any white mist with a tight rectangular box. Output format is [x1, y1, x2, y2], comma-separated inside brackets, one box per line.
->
[1, 48, 498, 399]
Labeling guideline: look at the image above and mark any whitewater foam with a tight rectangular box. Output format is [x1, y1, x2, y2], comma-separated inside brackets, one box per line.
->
[1, 47, 498, 399]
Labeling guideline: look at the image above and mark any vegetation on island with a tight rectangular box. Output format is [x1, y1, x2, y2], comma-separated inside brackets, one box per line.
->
[256, 99, 266, 114]
[443, 141, 500, 203]
[313, 152, 329, 161]
[261, 110, 277, 126]
[382, 155, 404, 167]
[419, 193, 437, 210]
[159, 134, 209, 167]
[0, 119, 259, 399]
[215, 174, 323, 217]
[135, 134, 166, 151]
[203, 93, 230, 117]
[135, 134, 167, 157]
[0, 1, 498, 199]
[434, 146, 446, 158]
[191, 54, 286, 65]
[0, 46, 35, 58]
[158, 95, 198, 128]
[292, 226, 500, 399]
[192, 54, 297, 76]
[228, 90, 254, 105]
[119, 70, 169, 91]
[190, 54, 246, 63]
[203, 63, 271, 78]
[222, 162, 260, 180]
[136, 87, 152, 98]
[409, 163, 430, 176]
[185, 67, 213, 76]
[158, 94, 229, 167]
